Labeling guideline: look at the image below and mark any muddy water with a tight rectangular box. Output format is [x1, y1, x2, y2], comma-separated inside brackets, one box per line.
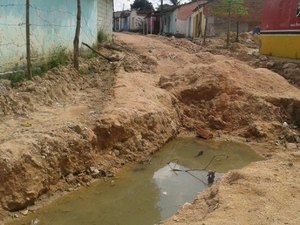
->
[9, 138, 262, 225]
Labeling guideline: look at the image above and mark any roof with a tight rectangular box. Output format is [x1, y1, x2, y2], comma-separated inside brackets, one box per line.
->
[177, 0, 208, 20]
[114, 10, 131, 18]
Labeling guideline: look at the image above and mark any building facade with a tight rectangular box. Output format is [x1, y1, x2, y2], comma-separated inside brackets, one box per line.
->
[0, 0, 113, 73]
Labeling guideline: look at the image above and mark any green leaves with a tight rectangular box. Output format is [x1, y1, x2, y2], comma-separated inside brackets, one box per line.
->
[131, 0, 154, 11]
[212, 0, 249, 18]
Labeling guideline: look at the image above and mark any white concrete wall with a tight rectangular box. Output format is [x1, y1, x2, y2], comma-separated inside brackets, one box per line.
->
[129, 10, 145, 31]
[97, 0, 113, 39]
[0, 0, 98, 73]
[163, 10, 177, 34]
[176, 19, 188, 36]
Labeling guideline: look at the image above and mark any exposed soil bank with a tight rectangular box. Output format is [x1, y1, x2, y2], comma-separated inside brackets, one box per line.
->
[1, 33, 300, 224]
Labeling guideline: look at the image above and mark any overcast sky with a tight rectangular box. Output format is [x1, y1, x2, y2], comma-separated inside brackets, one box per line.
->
[114, 0, 190, 11]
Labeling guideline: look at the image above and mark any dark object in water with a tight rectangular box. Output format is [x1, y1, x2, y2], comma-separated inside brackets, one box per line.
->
[207, 171, 215, 184]
[194, 150, 204, 157]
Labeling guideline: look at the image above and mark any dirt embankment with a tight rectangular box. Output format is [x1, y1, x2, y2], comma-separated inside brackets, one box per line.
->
[156, 34, 300, 88]
[0, 40, 180, 220]
[1, 33, 300, 224]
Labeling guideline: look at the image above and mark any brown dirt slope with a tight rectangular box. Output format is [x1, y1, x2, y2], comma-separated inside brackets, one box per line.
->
[0, 33, 299, 225]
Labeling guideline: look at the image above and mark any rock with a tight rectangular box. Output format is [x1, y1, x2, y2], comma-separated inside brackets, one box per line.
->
[108, 53, 124, 62]
[113, 149, 120, 156]
[246, 38, 254, 44]
[252, 51, 260, 57]
[246, 124, 267, 138]
[21, 209, 29, 216]
[286, 143, 297, 150]
[195, 127, 214, 139]
[182, 202, 192, 208]
[89, 166, 97, 173]
[67, 187, 75, 192]
[282, 63, 298, 70]
[31, 218, 40, 225]
[259, 56, 268, 61]
[93, 169, 100, 175]
[65, 174, 76, 184]
[266, 61, 275, 69]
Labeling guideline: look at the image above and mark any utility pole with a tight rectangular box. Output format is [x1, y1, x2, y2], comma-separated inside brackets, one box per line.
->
[74, 0, 81, 70]
[26, 0, 32, 80]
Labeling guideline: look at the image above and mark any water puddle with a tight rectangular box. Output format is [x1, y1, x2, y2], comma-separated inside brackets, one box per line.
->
[8, 137, 262, 225]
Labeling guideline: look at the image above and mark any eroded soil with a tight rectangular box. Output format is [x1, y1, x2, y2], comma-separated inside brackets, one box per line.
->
[1, 33, 300, 224]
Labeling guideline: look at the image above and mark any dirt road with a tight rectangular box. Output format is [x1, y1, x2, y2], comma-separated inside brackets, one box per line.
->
[1, 33, 300, 224]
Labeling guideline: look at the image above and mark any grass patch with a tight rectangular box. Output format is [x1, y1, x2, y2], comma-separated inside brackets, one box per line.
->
[7, 47, 69, 87]
[97, 30, 109, 44]
[9, 72, 26, 87]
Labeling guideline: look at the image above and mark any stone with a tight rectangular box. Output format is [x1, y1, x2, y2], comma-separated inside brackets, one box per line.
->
[195, 127, 214, 139]
[21, 209, 29, 216]
[31, 218, 41, 225]
[259, 56, 268, 61]
[283, 122, 288, 127]
[282, 63, 298, 70]
[113, 149, 120, 156]
[252, 51, 260, 57]
[286, 143, 297, 150]
[65, 174, 76, 183]
[266, 61, 275, 69]
[89, 166, 97, 173]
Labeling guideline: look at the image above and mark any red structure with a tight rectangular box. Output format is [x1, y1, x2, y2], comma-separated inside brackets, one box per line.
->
[261, 0, 300, 31]
[260, 0, 300, 59]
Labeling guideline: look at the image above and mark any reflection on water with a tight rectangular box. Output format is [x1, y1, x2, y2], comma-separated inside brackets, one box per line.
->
[9, 138, 262, 225]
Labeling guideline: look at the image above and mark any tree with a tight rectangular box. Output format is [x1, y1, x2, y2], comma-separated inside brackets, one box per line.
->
[131, 0, 154, 11]
[211, 0, 248, 47]
[169, 0, 180, 6]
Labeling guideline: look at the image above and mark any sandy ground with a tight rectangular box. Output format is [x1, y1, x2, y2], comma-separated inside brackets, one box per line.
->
[1, 33, 300, 224]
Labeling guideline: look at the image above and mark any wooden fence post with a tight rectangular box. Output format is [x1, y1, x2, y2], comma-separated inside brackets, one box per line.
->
[74, 0, 81, 70]
[26, 0, 32, 79]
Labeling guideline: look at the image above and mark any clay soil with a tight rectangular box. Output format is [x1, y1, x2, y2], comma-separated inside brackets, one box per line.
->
[1, 33, 300, 225]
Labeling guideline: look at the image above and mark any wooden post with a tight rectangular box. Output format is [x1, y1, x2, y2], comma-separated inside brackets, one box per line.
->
[235, 21, 239, 42]
[203, 16, 208, 45]
[73, 0, 81, 71]
[226, 1, 232, 48]
[26, 0, 32, 80]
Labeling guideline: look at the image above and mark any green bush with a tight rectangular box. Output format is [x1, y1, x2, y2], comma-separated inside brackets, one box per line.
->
[8, 72, 26, 87]
[8, 47, 69, 87]
[97, 30, 109, 44]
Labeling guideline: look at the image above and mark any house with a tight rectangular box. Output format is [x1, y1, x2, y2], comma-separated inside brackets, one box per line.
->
[129, 9, 152, 32]
[260, 0, 300, 59]
[162, 1, 207, 37]
[113, 10, 131, 31]
[0, 0, 113, 74]
[145, 13, 161, 34]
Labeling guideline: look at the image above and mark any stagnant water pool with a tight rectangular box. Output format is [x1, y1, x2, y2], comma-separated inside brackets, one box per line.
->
[9, 137, 262, 225]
